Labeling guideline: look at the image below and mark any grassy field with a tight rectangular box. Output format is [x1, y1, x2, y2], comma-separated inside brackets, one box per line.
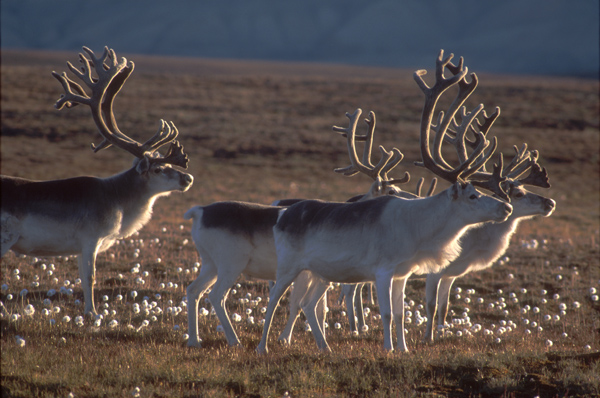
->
[1, 49, 599, 397]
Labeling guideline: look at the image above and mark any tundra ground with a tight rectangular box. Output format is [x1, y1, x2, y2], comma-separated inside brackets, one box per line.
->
[1, 50, 598, 397]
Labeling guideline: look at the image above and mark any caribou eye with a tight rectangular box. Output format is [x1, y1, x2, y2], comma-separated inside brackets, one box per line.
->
[153, 167, 162, 174]
[514, 192, 524, 199]
[469, 194, 478, 200]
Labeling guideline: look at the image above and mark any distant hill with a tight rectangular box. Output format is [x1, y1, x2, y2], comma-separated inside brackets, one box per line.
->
[1, 0, 598, 78]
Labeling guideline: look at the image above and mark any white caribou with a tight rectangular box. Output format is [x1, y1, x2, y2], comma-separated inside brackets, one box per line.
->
[0, 47, 193, 315]
[423, 153, 555, 341]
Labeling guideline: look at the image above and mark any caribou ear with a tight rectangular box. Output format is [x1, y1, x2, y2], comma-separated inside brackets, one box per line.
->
[450, 182, 461, 200]
[135, 155, 152, 174]
[367, 177, 385, 198]
[450, 181, 469, 200]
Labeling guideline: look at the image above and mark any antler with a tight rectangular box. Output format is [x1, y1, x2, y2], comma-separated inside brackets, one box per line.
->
[52, 46, 188, 168]
[333, 109, 410, 187]
[517, 150, 550, 188]
[137, 122, 190, 169]
[440, 95, 550, 194]
[467, 143, 550, 196]
[415, 177, 438, 197]
[501, 145, 550, 188]
[414, 50, 507, 199]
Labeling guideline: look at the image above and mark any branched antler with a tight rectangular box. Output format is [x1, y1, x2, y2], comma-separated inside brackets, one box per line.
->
[52, 46, 188, 168]
[414, 50, 507, 200]
[505, 147, 550, 188]
[333, 109, 410, 188]
[415, 177, 438, 197]
[470, 144, 550, 194]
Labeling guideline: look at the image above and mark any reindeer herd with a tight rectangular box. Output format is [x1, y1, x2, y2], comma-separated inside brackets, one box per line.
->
[0, 46, 555, 354]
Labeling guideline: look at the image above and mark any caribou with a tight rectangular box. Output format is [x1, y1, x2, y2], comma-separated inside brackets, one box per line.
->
[184, 110, 414, 348]
[0, 47, 193, 315]
[423, 147, 555, 342]
[276, 113, 437, 344]
[256, 50, 516, 354]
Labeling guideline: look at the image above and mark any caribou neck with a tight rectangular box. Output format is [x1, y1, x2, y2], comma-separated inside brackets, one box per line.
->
[460, 212, 522, 255]
[408, 193, 472, 246]
[103, 167, 160, 238]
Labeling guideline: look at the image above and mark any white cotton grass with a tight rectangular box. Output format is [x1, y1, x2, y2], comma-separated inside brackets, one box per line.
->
[1, 236, 596, 371]
[304, 322, 312, 332]
[23, 304, 35, 317]
[15, 335, 26, 347]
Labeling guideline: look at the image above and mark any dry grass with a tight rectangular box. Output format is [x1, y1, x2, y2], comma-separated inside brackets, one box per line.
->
[1, 49, 599, 397]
